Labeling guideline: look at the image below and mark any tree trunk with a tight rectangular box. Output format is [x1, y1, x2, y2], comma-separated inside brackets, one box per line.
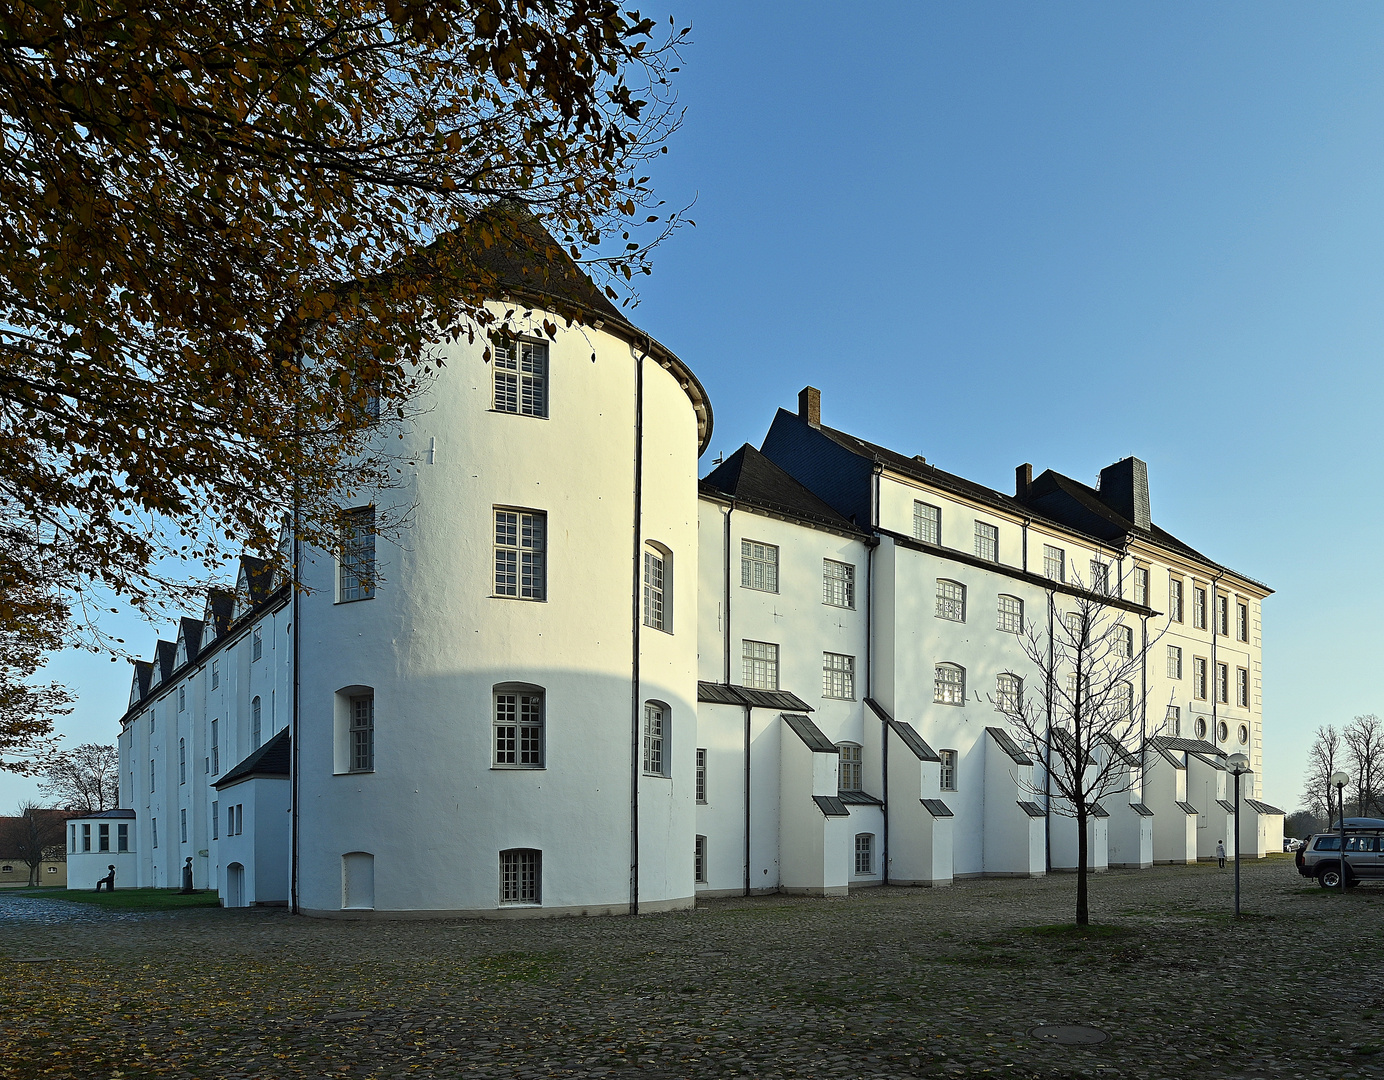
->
[1075, 808, 1089, 926]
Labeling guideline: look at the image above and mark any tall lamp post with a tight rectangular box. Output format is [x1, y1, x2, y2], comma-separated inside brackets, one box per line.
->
[1227, 753, 1251, 918]
[1329, 770, 1350, 894]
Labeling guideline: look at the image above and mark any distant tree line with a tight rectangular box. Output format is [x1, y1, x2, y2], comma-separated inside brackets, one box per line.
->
[1298, 715, 1384, 831]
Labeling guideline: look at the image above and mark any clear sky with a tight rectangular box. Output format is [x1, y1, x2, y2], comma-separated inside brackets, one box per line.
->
[8, 4, 1382, 813]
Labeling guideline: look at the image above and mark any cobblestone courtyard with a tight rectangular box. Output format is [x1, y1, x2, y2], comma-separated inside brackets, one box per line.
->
[1, 856, 1380, 1080]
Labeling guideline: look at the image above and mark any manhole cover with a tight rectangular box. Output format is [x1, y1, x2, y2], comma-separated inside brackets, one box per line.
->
[1029, 1025, 1108, 1045]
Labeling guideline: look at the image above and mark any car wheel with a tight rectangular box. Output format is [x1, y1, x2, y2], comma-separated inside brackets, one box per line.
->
[1318, 865, 1344, 889]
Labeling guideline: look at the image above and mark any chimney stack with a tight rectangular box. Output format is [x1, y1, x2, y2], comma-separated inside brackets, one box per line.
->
[1015, 463, 1033, 499]
[798, 386, 821, 428]
[1097, 457, 1151, 530]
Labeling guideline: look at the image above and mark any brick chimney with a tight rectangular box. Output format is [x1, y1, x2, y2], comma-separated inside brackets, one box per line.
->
[798, 386, 821, 428]
[1097, 457, 1151, 530]
[1015, 463, 1033, 499]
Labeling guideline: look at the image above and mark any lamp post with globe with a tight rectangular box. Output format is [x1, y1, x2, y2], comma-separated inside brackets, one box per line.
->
[1329, 770, 1350, 894]
[1226, 753, 1251, 917]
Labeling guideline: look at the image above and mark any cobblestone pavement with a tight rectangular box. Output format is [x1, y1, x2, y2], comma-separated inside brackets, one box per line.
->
[1, 857, 1381, 1080]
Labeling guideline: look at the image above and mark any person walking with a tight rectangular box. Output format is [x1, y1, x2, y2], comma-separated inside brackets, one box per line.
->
[1215, 840, 1226, 869]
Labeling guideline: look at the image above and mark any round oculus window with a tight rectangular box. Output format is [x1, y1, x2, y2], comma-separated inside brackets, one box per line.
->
[1238, 723, 1249, 745]
[1195, 717, 1207, 739]
[1218, 720, 1229, 742]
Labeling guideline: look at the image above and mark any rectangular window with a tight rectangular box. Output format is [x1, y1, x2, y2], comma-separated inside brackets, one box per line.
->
[1133, 566, 1148, 606]
[493, 338, 548, 417]
[935, 579, 965, 622]
[1193, 657, 1207, 700]
[251, 626, 262, 661]
[1116, 624, 1134, 659]
[179, 738, 186, 785]
[152, 817, 158, 848]
[822, 559, 855, 608]
[1237, 601, 1249, 642]
[996, 595, 1023, 634]
[1167, 705, 1181, 736]
[98, 823, 110, 852]
[822, 652, 855, 700]
[1193, 586, 1207, 629]
[82, 824, 91, 852]
[939, 749, 957, 791]
[838, 744, 862, 791]
[494, 690, 544, 768]
[1090, 560, 1111, 595]
[642, 549, 667, 631]
[996, 673, 1022, 713]
[1216, 662, 1229, 704]
[117, 823, 129, 852]
[1216, 594, 1229, 636]
[695, 749, 707, 803]
[69, 823, 75, 852]
[642, 702, 667, 776]
[974, 521, 998, 562]
[350, 694, 375, 772]
[226, 804, 234, 836]
[250, 696, 262, 751]
[500, 849, 540, 904]
[211, 659, 219, 689]
[1169, 577, 1184, 622]
[338, 507, 376, 602]
[742, 640, 779, 690]
[934, 664, 965, 705]
[913, 501, 940, 545]
[694, 835, 707, 884]
[1167, 645, 1183, 680]
[494, 508, 546, 600]
[211, 802, 219, 841]
[210, 719, 219, 775]
[180, 809, 188, 844]
[1043, 544, 1065, 582]
[854, 833, 873, 875]
[1237, 667, 1249, 709]
[178, 686, 186, 711]
[740, 539, 779, 593]
[149, 759, 156, 793]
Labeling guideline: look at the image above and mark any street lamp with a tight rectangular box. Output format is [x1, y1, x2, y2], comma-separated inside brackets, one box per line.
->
[1329, 770, 1350, 894]
[1227, 753, 1251, 918]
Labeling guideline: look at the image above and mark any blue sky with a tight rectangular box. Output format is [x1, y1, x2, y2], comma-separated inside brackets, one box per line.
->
[7, 4, 1382, 812]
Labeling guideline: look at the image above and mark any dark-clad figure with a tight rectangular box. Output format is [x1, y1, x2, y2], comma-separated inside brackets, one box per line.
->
[181, 857, 195, 894]
[95, 865, 116, 892]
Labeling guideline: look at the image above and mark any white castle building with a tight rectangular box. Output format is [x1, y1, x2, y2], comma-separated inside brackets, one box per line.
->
[65, 254, 1282, 913]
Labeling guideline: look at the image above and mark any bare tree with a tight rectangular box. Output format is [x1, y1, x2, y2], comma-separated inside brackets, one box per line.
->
[0, 804, 69, 887]
[1303, 725, 1343, 821]
[39, 744, 119, 814]
[1342, 715, 1384, 818]
[994, 584, 1162, 926]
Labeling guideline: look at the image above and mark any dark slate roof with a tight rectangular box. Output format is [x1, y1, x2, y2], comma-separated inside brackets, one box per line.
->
[921, 798, 955, 818]
[203, 588, 235, 641]
[1216, 799, 1237, 813]
[866, 699, 941, 762]
[1100, 735, 1141, 769]
[178, 617, 204, 661]
[782, 714, 838, 754]
[812, 795, 850, 817]
[214, 728, 291, 789]
[839, 790, 883, 806]
[1175, 801, 1199, 815]
[700, 444, 865, 536]
[1155, 737, 1224, 756]
[131, 661, 153, 701]
[71, 808, 136, 820]
[1090, 803, 1111, 818]
[1130, 802, 1154, 817]
[697, 682, 812, 712]
[1153, 744, 1186, 769]
[240, 555, 275, 606]
[1190, 752, 1227, 772]
[1246, 798, 1286, 816]
[987, 726, 1034, 766]
[1017, 800, 1046, 818]
[152, 640, 176, 685]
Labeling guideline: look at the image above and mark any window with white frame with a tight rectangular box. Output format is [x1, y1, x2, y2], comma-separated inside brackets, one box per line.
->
[149, 758, 155, 792]
[81, 823, 91, 852]
[837, 743, 862, 790]
[1169, 576, 1184, 622]
[210, 718, 219, 775]
[211, 659, 219, 689]
[740, 539, 778, 592]
[742, 640, 779, 690]
[494, 508, 546, 600]
[500, 849, 540, 904]
[1114, 681, 1133, 719]
[211, 800, 219, 840]
[934, 663, 965, 706]
[643, 545, 669, 632]
[939, 749, 957, 791]
[822, 559, 855, 608]
[251, 695, 262, 750]
[99, 823, 109, 852]
[1064, 611, 1086, 643]
[1237, 667, 1249, 709]
[997, 594, 1023, 634]
[117, 823, 128, 852]
[1167, 645, 1183, 679]
[1193, 657, 1207, 700]
[694, 835, 708, 884]
[996, 673, 1022, 714]
[1218, 719, 1229, 742]
[1216, 594, 1229, 636]
[251, 626, 262, 661]
[494, 686, 544, 768]
[180, 808, 187, 844]
[178, 686, 186, 711]
[914, 501, 941, 545]
[492, 338, 548, 417]
[1116, 624, 1134, 659]
[179, 738, 186, 785]
[822, 652, 855, 700]
[350, 693, 374, 772]
[1195, 716, 1207, 739]
[1193, 585, 1207, 629]
[1216, 662, 1229, 704]
[1133, 566, 1149, 606]
[854, 833, 873, 875]
[1238, 722, 1250, 745]
[1089, 560, 1111, 595]
[695, 749, 707, 803]
[338, 507, 376, 602]
[1166, 705, 1181, 736]
[643, 701, 669, 776]
[1043, 544, 1065, 581]
[936, 579, 965, 622]
[1237, 601, 1249, 642]
[974, 521, 998, 562]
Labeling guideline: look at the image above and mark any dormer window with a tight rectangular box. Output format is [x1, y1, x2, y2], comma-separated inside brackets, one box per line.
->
[233, 565, 251, 620]
[175, 634, 187, 668]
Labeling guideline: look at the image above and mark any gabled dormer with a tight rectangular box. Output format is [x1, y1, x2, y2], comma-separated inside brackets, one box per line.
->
[231, 556, 272, 622]
[149, 640, 176, 690]
[202, 588, 234, 643]
[273, 519, 293, 588]
[174, 617, 204, 670]
[129, 660, 153, 708]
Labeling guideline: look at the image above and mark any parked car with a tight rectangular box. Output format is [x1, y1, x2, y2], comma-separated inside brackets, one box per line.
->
[1295, 818, 1384, 887]
[1284, 837, 1303, 853]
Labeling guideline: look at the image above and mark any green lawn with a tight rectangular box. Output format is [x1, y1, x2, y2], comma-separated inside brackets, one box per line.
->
[10, 887, 220, 910]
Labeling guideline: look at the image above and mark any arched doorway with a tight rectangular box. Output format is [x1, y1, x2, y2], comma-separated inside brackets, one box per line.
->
[226, 863, 245, 908]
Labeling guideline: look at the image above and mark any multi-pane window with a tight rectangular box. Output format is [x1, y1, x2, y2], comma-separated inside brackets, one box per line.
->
[1064, 611, 1086, 642]
[823, 560, 855, 608]
[997, 595, 1023, 634]
[939, 749, 957, 791]
[1114, 682, 1133, 719]
[82, 824, 91, 852]
[1166, 705, 1181, 736]
[996, 673, 1022, 714]
[210, 719, 219, 775]
[339, 508, 376, 602]
[493, 338, 548, 417]
[180, 809, 188, 844]
[1167, 645, 1183, 680]
[350, 693, 374, 772]
[935, 663, 965, 706]
[1195, 716, 1208, 739]
[643, 548, 668, 631]
[913, 501, 941, 545]
[740, 540, 779, 592]
[211, 659, 219, 689]
[1193, 586, 1207, 629]
[822, 653, 855, 700]
[1133, 566, 1149, 606]
[1218, 720, 1229, 743]
[211, 801, 219, 840]
[178, 686, 186, 711]
[1237, 601, 1249, 642]
[1238, 723, 1250, 746]
[117, 823, 129, 852]
[178, 738, 186, 785]
[98, 824, 109, 852]
[251, 626, 262, 661]
[251, 695, 262, 751]
[1216, 594, 1229, 636]
[149, 758, 156, 792]
[1216, 662, 1229, 704]
[494, 689, 544, 768]
[742, 640, 779, 690]
[1193, 657, 1208, 700]
[1089, 560, 1111, 596]
[1043, 545, 1065, 582]
[494, 509, 546, 600]
[695, 749, 707, 803]
[152, 818, 158, 848]
[854, 833, 873, 875]
[1169, 576, 1184, 622]
[1237, 667, 1249, 709]
[1116, 624, 1134, 659]
[974, 521, 998, 562]
[936, 579, 965, 622]
[500, 849, 541, 904]
[694, 835, 708, 884]
[838, 744, 862, 791]
[643, 702, 668, 776]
